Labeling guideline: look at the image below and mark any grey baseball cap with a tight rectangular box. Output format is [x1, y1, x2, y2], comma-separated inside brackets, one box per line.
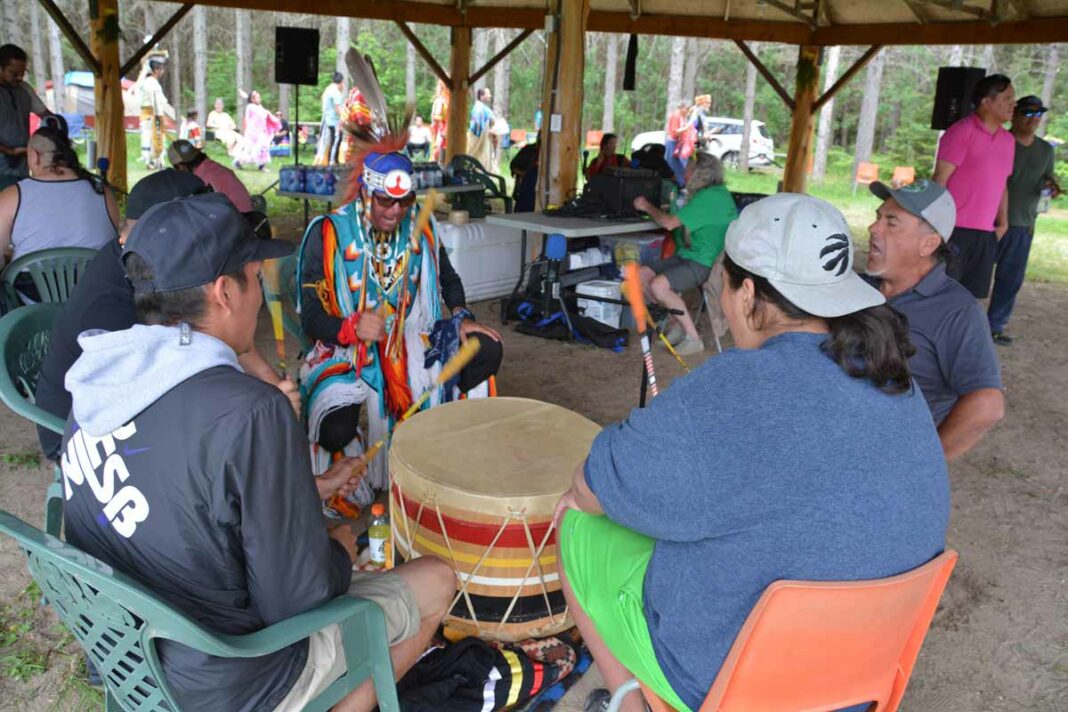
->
[725, 193, 885, 318]
[869, 179, 956, 242]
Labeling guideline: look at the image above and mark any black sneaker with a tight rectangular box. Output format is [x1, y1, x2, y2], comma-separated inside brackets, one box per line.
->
[991, 331, 1014, 346]
[584, 689, 612, 712]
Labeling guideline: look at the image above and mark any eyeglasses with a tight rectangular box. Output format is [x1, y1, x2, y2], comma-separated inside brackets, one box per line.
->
[372, 192, 416, 209]
[1020, 110, 1046, 118]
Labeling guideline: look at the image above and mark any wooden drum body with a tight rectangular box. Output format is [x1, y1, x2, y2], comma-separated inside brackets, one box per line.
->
[389, 397, 599, 642]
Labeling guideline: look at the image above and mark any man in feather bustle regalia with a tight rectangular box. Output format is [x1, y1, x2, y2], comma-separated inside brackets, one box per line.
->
[297, 57, 502, 510]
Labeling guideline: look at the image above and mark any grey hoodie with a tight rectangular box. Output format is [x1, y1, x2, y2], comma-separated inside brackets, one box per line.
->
[60, 324, 352, 712]
[66, 324, 240, 436]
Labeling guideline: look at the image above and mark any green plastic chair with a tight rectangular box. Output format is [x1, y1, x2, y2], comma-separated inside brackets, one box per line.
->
[0, 508, 401, 712]
[0, 303, 65, 537]
[1, 246, 97, 313]
[448, 154, 514, 215]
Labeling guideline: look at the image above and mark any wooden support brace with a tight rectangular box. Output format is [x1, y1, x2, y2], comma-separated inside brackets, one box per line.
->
[36, 0, 100, 75]
[760, 0, 816, 25]
[395, 21, 452, 87]
[734, 40, 794, 111]
[469, 28, 534, 85]
[121, 4, 195, 78]
[812, 45, 883, 112]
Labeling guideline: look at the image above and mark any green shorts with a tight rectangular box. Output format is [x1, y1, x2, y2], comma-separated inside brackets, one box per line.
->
[559, 510, 691, 711]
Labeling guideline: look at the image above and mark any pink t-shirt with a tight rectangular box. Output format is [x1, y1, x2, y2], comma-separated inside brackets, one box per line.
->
[936, 113, 1015, 231]
[194, 159, 254, 213]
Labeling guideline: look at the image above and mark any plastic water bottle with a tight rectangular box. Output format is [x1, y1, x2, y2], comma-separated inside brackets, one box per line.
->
[368, 503, 391, 569]
[1038, 186, 1053, 214]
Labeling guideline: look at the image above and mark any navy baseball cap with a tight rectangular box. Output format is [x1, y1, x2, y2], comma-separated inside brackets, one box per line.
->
[122, 192, 291, 293]
[1015, 95, 1049, 115]
[126, 169, 207, 219]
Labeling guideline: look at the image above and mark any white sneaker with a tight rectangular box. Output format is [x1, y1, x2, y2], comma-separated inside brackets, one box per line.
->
[674, 335, 705, 356]
[662, 323, 686, 346]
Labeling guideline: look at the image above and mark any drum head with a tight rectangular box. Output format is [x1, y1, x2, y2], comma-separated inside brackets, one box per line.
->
[390, 397, 600, 513]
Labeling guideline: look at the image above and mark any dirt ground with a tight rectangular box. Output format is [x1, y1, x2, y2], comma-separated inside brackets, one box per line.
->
[0, 222, 1065, 710]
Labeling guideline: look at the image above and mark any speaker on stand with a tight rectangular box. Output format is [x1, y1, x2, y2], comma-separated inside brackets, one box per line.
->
[931, 66, 986, 130]
[275, 27, 320, 166]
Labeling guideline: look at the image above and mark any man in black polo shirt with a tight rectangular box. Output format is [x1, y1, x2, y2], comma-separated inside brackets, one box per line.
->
[864, 179, 1004, 461]
[35, 170, 300, 462]
[61, 194, 454, 711]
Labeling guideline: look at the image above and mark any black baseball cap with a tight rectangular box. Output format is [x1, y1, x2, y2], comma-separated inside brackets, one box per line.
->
[126, 169, 207, 219]
[1015, 95, 1049, 115]
[122, 192, 291, 293]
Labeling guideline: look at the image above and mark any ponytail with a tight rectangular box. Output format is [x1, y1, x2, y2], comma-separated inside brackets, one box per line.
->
[32, 126, 105, 194]
[722, 254, 915, 394]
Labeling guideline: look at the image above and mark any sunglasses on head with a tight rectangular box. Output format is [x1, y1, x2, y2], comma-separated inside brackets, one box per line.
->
[1019, 109, 1045, 117]
[372, 192, 416, 209]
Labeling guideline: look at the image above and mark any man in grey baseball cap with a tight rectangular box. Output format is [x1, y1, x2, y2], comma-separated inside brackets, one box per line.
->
[865, 179, 1004, 461]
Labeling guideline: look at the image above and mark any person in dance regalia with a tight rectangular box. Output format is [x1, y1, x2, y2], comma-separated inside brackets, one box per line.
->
[297, 71, 502, 508]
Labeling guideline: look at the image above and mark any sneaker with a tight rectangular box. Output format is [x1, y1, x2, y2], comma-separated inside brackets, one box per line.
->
[662, 323, 686, 346]
[584, 689, 612, 712]
[991, 331, 1014, 346]
[674, 335, 705, 356]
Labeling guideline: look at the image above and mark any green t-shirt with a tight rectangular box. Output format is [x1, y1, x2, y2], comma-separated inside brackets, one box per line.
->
[1007, 136, 1055, 228]
[673, 183, 738, 268]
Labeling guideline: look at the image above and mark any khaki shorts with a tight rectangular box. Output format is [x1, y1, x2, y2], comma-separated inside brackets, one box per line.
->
[272, 570, 421, 712]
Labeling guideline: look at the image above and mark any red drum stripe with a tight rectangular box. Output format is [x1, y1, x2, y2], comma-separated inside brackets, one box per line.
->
[391, 483, 556, 549]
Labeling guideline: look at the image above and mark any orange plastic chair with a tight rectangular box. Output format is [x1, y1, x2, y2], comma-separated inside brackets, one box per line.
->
[609, 550, 958, 712]
[853, 161, 880, 195]
[510, 128, 528, 146]
[891, 166, 916, 188]
[586, 129, 604, 150]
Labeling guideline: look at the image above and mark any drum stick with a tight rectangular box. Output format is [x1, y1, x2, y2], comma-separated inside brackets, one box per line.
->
[623, 262, 659, 398]
[261, 258, 287, 378]
[658, 331, 691, 373]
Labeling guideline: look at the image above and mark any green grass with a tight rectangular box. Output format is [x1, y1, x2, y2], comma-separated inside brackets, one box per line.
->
[80, 135, 1068, 285]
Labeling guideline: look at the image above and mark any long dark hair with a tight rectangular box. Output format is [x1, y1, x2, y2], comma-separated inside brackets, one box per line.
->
[722, 254, 915, 394]
[31, 126, 105, 194]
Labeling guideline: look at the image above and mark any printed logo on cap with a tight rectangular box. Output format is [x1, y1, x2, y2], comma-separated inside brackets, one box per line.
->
[820, 234, 850, 276]
[384, 170, 412, 197]
[899, 178, 930, 194]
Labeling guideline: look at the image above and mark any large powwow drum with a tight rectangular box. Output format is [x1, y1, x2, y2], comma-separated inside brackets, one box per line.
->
[390, 397, 600, 642]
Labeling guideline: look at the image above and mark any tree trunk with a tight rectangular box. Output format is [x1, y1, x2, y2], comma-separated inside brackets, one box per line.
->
[681, 38, 699, 107]
[948, 45, 964, 66]
[193, 6, 207, 128]
[980, 44, 995, 73]
[852, 50, 885, 188]
[336, 17, 350, 76]
[278, 83, 290, 121]
[235, 10, 252, 120]
[472, 29, 490, 93]
[29, 1, 48, 95]
[812, 45, 840, 181]
[739, 42, 760, 173]
[1039, 45, 1058, 136]
[48, 17, 65, 113]
[4, 4, 19, 57]
[665, 36, 686, 123]
[602, 33, 618, 132]
[492, 29, 512, 119]
[405, 38, 417, 106]
[170, 25, 183, 120]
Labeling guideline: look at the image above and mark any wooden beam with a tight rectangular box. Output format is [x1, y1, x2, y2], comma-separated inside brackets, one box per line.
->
[761, 0, 816, 25]
[734, 40, 794, 111]
[89, 0, 126, 192]
[812, 45, 882, 111]
[395, 21, 451, 87]
[903, 0, 931, 22]
[813, 17, 1068, 44]
[445, 26, 470, 162]
[121, 4, 194, 78]
[36, 0, 99, 75]
[470, 29, 534, 86]
[538, 0, 590, 208]
[911, 0, 987, 18]
[589, 13, 813, 43]
[782, 44, 821, 193]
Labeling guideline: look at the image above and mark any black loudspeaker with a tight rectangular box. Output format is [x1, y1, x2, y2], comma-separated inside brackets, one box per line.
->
[623, 34, 638, 91]
[275, 27, 320, 86]
[931, 66, 986, 130]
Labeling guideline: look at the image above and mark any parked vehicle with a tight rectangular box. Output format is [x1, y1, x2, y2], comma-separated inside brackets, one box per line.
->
[630, 117, 775, 168]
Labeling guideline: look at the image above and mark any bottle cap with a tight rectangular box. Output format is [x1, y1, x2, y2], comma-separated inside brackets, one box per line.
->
[371, 503, 386, 516]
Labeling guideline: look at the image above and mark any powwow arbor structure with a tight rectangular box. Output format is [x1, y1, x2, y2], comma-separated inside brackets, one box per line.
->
[40, 0, 1068, 201]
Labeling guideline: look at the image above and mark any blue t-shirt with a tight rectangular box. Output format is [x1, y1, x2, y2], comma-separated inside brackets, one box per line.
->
[584, 332, 949, 709]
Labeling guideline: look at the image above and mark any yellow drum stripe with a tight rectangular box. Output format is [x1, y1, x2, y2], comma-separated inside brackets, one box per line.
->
[408, 531, 558, 568]
[502, 649, 524, 707]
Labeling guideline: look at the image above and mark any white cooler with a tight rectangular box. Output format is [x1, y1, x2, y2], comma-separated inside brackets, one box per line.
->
[576, 279, 623, 328]
[437, 219, 523, 302]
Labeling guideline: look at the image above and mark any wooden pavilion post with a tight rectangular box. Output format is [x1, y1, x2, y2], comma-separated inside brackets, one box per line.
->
[445, 25, 471, 162]
[537, 0, 590, 208]
[89, 0, 127, 192]
[781, 44, 821, 193]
